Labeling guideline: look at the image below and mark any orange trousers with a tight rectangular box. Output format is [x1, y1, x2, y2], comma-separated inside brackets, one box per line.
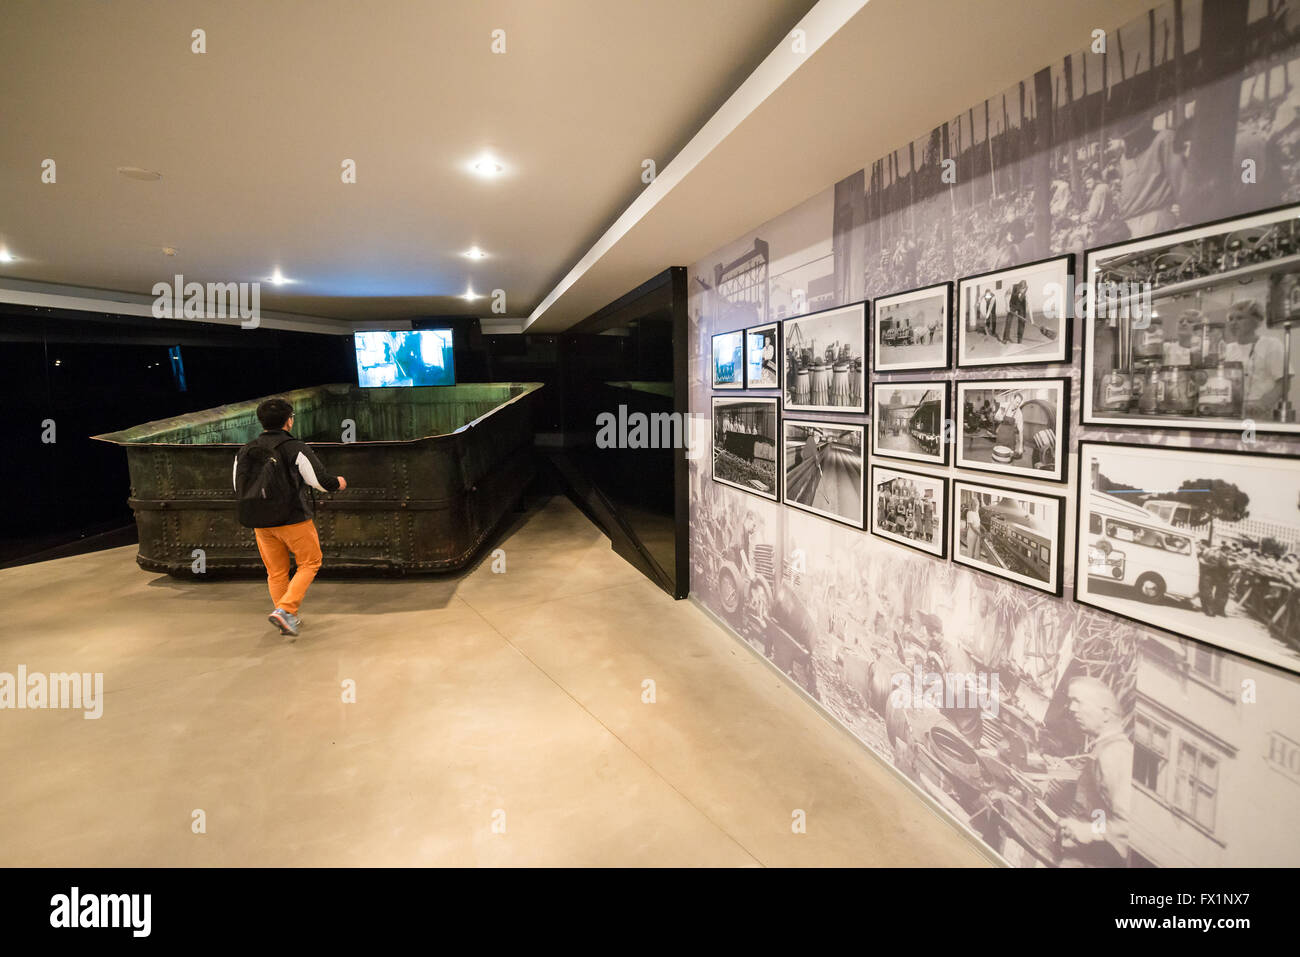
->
[253, 519, 323, 615]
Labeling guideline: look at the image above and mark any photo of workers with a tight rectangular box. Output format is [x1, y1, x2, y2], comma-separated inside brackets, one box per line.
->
[1084, 203, 1300, 434]
[782, 302, 867, 413]
[870, 465, 947, 558]
[684, 0, 1300, 869]
[711, 329, 744, 389]
[871, 381, 949, 466]
[712, 396, 779, 501]
[744, 322, 781, 389]
[953, 480, 1064, 595]
[957, 255, 1073, 368]
[872, 282, 951, 372]
[783, 419, 864, 528]
[1077, 441, 1300, 676]
[956, 378, 1068, 483]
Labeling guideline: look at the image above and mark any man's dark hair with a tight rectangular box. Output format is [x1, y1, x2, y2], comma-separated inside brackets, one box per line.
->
[256, 398, 294, 431]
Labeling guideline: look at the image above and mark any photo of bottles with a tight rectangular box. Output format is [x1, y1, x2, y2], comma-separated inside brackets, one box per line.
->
[1084, 204, 1300, 433]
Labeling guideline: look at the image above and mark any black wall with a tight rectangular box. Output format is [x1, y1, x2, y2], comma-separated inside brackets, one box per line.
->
[0, 309, 355, 563]
[0, 309, 566, 565]
[0, 303, 676, 571]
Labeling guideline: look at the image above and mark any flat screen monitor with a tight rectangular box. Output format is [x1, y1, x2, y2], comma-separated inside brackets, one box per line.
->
[354, 329, 455, 387]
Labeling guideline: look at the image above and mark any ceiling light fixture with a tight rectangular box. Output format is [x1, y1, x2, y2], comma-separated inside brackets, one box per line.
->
[0, 249, 14, 263]
[464, 247, 488, 260]
[117, 166, 162, 181]
[462, 287, 482, 301]
[468, 154, 504, 178]
[265, 268, 295, 286]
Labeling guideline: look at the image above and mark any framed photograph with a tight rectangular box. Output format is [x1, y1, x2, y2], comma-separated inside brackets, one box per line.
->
[957, 254, 1073, 368]
[744, 322, 781, 389]
[1075, 440, 1300, 676]
[1082, 203, 1300, 434]
[872, 282, 952, 372]
[711, 396, 779, 501]
[955, 377, 1069, 483]
[869, 464, 948, 559]
[711, 329, 744, 389]
[870, 380, 949, 466]
[782, 418, 864, 528]
[781, 301, 867, 413]
[952, 479, 1065, 596]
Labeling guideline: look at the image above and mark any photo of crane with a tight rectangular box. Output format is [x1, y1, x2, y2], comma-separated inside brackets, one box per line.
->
[782, 419, 865, 528]
[782, 302, 866, 413]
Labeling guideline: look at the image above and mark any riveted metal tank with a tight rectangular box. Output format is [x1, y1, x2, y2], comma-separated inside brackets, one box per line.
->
[92, 382, 543, 576]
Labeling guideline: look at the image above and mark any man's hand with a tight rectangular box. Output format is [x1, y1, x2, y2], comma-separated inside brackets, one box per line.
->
[337, 476, 347, 491]
[1059, 817, 1095, 846]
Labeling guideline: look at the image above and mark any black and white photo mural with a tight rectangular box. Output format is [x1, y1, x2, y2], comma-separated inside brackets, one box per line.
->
[745, 322, 782, 389]
[955, 377, 1070, 483]
[873, 283, 952, 373]
[1083, 203, 1300, 432]
[1076, 441, 1300, 675]
[712, 396, 779, 501]
[690, 0, 1300, 867]
[871, 380, 950, 466]
[957, 256, 1074, 368]
[783, 419, 864, 528]
[781, 302, 867, 413]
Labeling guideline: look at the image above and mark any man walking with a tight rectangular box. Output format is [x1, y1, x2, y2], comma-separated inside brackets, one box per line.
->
[233, 397, 347, 636]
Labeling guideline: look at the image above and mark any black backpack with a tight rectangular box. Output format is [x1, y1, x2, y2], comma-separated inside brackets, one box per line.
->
[235, 434, 299, 528]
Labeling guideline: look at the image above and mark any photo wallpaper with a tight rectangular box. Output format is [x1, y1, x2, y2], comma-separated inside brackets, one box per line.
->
[689, 0, 1300, 867]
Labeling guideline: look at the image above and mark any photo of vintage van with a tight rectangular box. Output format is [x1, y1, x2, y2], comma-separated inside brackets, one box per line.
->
[1075, 441, 1300, 676]
[1084, 492, 1200, 603]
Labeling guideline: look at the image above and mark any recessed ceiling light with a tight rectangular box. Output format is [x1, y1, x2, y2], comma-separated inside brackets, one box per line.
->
[468, 154, 504, 177]
[464, 247, 488, 260]
[0, 249, 14, 264]
[462, 287, 482, 301]
[265, 268, 295, 286]
[117, 166, 162, 181]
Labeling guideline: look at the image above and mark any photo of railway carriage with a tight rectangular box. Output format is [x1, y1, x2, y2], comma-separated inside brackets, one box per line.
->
[953, 480, 1065, 595]
[872, 381, 950, 466]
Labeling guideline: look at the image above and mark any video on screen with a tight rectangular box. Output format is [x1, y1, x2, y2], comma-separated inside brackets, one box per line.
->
[354, 329, 455, 388]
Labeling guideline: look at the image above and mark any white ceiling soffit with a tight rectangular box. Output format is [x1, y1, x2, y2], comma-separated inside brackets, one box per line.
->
[0, 277, 373, 335]
[0, 0, 817, 326]
[525, 0, 1155, 332]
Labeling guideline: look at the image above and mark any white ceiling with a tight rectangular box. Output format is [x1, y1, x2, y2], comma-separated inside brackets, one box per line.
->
[0, 0, 1154, 332]
[0, 0, 815, 324]
[526, 0, 1156, 331]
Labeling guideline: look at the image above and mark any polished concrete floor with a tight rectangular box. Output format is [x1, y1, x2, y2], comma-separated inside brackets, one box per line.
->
[0, 496, 987, 867]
